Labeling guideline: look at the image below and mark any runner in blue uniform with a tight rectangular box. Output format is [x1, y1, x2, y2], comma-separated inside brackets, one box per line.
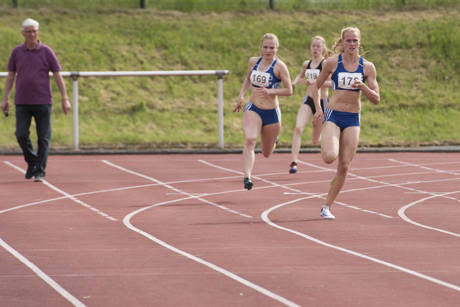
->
[234, 33, 292, 190]
[289, 36, 331, 174]
[311, 27, 380, 219]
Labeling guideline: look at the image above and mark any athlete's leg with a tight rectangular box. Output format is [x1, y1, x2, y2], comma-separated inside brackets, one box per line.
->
[311, 114, 323, 145]
[320, 121, 341, 164]
[314, 98, 328, 144]
[260, 122, 281, 158]
[325, 126, 360, 207]
[291, 104, 313, 163]
[242, 110, 262, 179]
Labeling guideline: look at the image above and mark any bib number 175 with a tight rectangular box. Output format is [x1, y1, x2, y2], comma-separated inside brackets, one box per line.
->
[338, 72, 362, 89]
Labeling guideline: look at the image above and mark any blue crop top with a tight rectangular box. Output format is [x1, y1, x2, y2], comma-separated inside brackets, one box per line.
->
[250, 57, 281, 89]
[331, 54, 364, 92]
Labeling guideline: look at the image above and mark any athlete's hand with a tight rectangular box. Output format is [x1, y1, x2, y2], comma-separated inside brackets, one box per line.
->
[352, 78, 363, 90]
[233, 97, 244, 112]
[313, 110, 323, 126]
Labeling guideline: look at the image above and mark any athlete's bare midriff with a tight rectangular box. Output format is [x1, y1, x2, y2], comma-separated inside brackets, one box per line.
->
[328, 90, 361, 113]
[249, 89, 279, 110]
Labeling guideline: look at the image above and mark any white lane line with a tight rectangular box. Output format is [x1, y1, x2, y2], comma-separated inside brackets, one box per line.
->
[389, 159, 460, 176]
[167, 169, 458, 196]
[300, 160, 460, 237]
[389, 159, 460, 202]
[206, 157, 456, 221]
[4, 161, 117, 221]
[0, 182, 165, 214]
[296, 160, 334, 172]
[258, 170, 460, 193]
[200, 160, 393, 218]
[165, 174, 242, 185]
[4, 163, 447, 216]
[123, 197, 300, 307]
[0, 180, 275, 215]
[102, 160, 252, 218]
[165, 192, 208, 197]
[198, 160, 308, 194]
[261, 199, 460, 293]
[0, 237, 86, 306]
[350, 160, 460, 171]
[398, 191, 460, 237]
[1, 195, 69, 214]
[4, 163, 451, 216]
[360, 209, 378, 214]
[384, 160, 460, 236]
[299, 159, 460, 208]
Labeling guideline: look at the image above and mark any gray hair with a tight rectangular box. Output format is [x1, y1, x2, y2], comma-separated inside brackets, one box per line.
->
[22, 18, 39, 31]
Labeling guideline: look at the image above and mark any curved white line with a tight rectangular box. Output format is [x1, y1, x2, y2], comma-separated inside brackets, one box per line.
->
[200, 159, 394, 218]
[299, 160, 460, 221]
[102, 160, 252, 218]
[261, 199, 460, 292]
[398, 191, 460, 237]
[0, 179, 260, 215]
[0, 237, 85, 306]
[0, 196, 69, 214]
[123, 197, 300, 307]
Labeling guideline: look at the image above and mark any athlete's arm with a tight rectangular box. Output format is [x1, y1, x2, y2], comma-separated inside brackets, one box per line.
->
[292, 61, 308, 91]
[234, 57, 257, 112]
[353, 61, 380, 105]
[321, 75, 333, 89]
[311, 57, 335, 122]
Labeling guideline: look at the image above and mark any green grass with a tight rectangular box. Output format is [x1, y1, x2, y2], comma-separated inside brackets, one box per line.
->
[0, 3, 459, 150]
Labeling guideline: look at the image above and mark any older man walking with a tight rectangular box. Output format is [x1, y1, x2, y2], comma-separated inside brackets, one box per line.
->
[1, 18, 71, 181]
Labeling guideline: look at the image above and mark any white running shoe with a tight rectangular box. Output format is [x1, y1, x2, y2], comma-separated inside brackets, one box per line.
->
[321, 206, 335, 220]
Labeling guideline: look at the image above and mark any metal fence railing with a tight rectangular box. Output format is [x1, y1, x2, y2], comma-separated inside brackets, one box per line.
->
[0, 70, 229, 150]
[6, 0, 422, 10]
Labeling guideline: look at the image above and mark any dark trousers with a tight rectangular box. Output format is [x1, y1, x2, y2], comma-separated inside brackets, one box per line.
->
[15, 104, 52, 175]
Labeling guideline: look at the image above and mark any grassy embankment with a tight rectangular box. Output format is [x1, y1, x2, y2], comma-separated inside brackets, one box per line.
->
[0, 3, 459, 150]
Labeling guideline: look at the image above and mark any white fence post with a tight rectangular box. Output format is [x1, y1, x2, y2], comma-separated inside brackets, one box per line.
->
[217, 71, 225, 149]
[71, 72, 79, 150]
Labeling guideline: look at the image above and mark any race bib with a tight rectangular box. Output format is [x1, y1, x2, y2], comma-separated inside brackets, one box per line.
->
[250, 70, 271, 88]
[305, 69, 320, 81]
[338, 72, 362, 89]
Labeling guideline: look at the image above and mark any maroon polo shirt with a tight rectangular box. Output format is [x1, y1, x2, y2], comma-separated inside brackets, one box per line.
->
[7, 41, 62, 105]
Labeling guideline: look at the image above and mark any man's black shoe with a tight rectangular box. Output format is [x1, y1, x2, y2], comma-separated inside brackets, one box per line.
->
[25, 164, 37, 179]
[34, 172, 45, 182]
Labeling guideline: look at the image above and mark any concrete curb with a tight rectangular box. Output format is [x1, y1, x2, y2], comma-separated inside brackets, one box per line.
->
[1, 146, 459, 155]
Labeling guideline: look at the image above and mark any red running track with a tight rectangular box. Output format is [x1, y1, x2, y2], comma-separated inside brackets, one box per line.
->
[1, 152, 459, 306]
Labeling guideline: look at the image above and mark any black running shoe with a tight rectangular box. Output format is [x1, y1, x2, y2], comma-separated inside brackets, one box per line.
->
[289, 161, 297, 174]
[244, 177, 253, 190]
